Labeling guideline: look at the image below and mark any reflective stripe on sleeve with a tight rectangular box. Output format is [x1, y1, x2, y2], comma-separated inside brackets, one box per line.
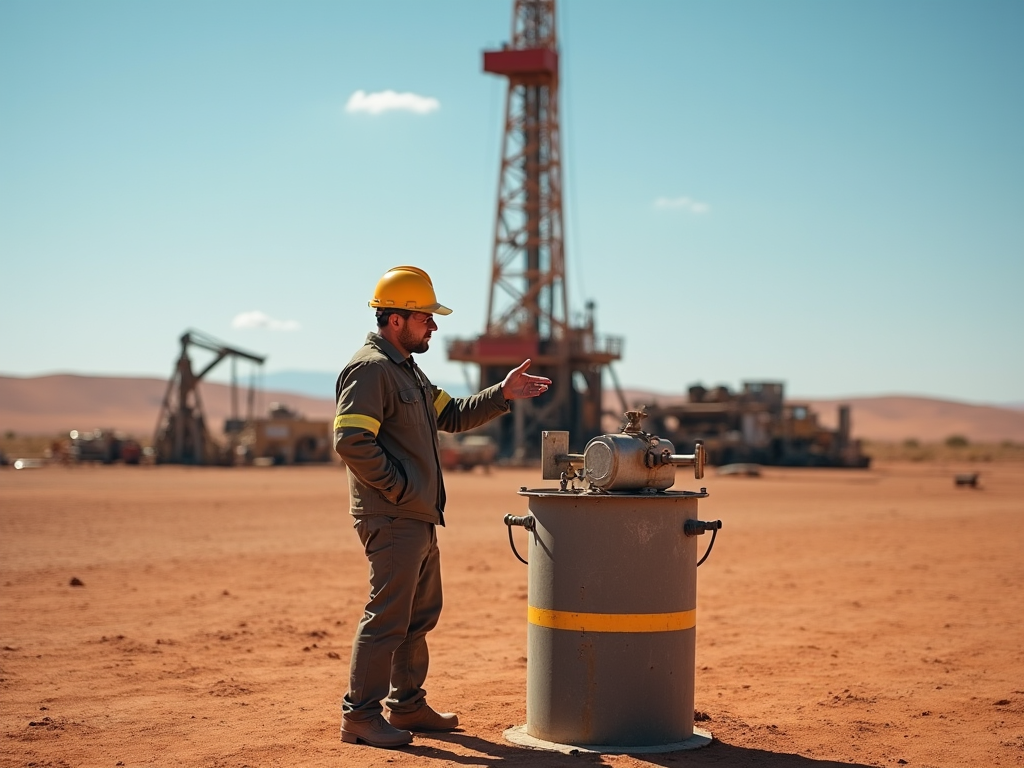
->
[334, 414, 381, 435]
[433, 390, 452, 417]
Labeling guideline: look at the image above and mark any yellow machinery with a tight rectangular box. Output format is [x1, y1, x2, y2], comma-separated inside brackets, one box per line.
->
[237, 403, 332, 466]
[154, 330, 332, 466]
[642, 381, 870, 468]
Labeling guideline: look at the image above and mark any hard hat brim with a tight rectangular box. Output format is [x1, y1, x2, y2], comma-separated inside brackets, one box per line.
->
[368, 301, 453, 315]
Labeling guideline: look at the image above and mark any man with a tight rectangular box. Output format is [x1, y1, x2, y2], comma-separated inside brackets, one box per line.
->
[334, 265, 551, 748]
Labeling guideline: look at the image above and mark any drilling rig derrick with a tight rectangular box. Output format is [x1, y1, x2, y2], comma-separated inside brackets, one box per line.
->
[448, 0, 622, 459]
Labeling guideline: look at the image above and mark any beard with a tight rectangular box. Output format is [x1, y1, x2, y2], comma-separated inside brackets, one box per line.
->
[398, 324, 430, 355]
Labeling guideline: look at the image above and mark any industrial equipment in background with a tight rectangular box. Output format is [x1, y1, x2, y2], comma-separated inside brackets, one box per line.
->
[503, 410, 719, 753]
[154, 330, 266, 464]
[438, 432, 498, 472]
[68, 429, 142, 465]
[448, 0, 623, 461]
[235, 402, 332, 466]
[153, 330, 332, 466]
[954, 472, 980, 488]
[640, 381, 870, 468]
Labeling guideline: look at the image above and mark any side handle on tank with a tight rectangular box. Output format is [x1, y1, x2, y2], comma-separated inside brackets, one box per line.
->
[503, 514, 535, 565]
[684, 518, 722, 567]
[683, 519, 721, 536]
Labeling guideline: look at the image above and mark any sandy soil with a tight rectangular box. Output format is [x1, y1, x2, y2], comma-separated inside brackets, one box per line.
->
[1, 462, 1022, 768]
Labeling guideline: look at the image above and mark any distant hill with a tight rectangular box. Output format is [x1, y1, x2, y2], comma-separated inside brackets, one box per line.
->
[802, 395, 1024, 443]
[1, 374, 1021, 444]
[0, 374, 336, 439]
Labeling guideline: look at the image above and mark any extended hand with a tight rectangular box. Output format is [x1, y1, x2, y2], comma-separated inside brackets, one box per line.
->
[500, 359, 552, 400]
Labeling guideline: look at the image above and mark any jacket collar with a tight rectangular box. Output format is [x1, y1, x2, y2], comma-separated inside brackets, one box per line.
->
[366, 332, 411, 366]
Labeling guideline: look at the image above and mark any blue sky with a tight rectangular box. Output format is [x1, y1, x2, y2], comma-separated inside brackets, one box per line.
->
[1, 0, 1021, 404]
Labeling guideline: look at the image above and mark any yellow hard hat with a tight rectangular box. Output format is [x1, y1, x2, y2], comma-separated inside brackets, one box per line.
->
[369, 266, 453, 315]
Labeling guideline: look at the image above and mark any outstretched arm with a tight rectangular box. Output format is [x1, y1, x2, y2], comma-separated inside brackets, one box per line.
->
[500, 359, 552, 400]
[434, 359, 551, 433]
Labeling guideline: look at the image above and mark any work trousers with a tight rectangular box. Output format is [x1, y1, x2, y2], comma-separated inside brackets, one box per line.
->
[342, 515, 442, 721]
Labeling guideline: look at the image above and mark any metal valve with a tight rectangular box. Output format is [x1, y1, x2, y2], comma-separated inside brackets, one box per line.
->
[541, 409, 706, 492]
[652, 441, 706, 479]
[541, 430, 583, 480]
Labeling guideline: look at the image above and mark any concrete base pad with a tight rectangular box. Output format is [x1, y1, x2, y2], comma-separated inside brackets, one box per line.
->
[502, 725, 713, 755]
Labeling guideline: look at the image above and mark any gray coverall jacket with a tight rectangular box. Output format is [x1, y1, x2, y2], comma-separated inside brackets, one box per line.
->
[334, 332, 510, 525]
[334, 332, 511, 720]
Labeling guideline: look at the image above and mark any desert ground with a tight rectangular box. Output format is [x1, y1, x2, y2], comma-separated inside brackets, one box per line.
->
[2, 462, 1022, 768]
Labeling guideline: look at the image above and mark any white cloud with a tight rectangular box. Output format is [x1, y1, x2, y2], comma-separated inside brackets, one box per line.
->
[654, 196, 711, 215]
[345, 89, 440, 115]
[232, 311, 301, 331]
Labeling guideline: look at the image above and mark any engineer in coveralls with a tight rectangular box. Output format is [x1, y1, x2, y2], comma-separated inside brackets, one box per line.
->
[335, 265, 552, 748]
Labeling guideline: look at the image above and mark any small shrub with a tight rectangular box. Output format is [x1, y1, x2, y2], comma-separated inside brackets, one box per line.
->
[945, 435, 969, 448]
[903, 438, 920, 448]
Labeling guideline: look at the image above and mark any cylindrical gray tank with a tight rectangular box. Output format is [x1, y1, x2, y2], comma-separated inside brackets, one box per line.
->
[519, 488, 705, 747]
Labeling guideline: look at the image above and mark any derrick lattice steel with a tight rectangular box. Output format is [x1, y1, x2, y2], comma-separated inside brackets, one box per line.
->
[448, 0, 622, 459]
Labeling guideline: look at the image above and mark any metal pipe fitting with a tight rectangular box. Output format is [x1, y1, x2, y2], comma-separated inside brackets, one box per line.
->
[683, 518, 722, 537]
[504, 513, 536, 531]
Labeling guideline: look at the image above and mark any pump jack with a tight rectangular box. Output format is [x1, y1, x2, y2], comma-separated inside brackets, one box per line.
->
[153, 330, 265, 464]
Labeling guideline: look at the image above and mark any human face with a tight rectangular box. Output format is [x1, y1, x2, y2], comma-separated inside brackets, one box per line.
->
[397, 311, 437, 355]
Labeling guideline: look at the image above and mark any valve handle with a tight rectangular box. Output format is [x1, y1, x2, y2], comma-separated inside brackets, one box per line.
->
[668, 441, 706, 479]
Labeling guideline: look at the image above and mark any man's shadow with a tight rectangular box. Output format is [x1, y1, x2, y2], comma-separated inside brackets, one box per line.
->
[400, 730, 876, 767]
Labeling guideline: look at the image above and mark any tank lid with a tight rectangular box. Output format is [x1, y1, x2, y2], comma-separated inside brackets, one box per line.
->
[517, 488, 709, 499]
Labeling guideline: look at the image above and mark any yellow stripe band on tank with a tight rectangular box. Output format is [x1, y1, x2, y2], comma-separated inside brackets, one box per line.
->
[334, 414, 382, 435]
[527, 606, 695, 634]
[433, 390, 452, 416]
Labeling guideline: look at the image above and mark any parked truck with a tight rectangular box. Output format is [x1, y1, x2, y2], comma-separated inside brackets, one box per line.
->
[235, 403, 333, 465]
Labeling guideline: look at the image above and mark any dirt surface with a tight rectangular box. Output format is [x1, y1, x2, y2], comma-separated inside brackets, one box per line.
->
[2, 463, 1022, 768]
